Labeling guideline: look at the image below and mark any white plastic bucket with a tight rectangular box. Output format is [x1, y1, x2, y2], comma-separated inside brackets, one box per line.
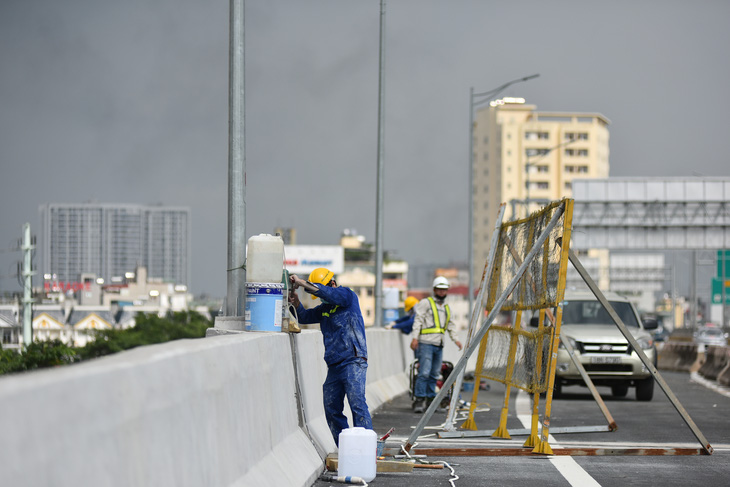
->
[338, 427, 376, 482]
[246, 234, 284, 283]
[245, 282, 284, 332]
[383, 287, 399, 309]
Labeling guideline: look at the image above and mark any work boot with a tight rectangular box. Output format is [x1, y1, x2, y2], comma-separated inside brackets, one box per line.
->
[412, 397, 426, 414]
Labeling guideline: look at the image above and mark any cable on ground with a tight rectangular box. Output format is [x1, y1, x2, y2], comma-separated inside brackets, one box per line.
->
[400, 442, 460, 487]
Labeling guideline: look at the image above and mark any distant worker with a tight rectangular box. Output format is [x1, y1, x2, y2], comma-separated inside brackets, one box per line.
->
[410, 276, 463, 414]
[289, 268, 373, 445]
[388, 296, 419, 334]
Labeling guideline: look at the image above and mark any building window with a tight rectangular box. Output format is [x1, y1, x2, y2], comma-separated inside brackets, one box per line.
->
[565, 148, 589, 157]
[526, 148, 550, 157]
[525, 131, 549, 140]
[483, 152, 488, 161]
[367, 288, 373, 297]
[565, 132, 589, 141]
[565, 182, 572, 190]
[483, 136, 488, 144]
[578, 166, 589, 173]
[537, 182, 549, 189]
[536, 165, 549, 173]
[564, 165, 575, 173]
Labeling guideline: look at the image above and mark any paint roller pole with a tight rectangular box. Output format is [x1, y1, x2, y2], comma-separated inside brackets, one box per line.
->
[226, 0, 246, 316]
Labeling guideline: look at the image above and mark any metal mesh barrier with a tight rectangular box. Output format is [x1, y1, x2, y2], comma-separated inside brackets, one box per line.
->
[481, 324, 552, 393]
[458, 199, 574, 452]
[487, 200, 568, 311]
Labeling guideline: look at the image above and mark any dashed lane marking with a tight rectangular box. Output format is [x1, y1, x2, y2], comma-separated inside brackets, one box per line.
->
[516, 390, 601, 487]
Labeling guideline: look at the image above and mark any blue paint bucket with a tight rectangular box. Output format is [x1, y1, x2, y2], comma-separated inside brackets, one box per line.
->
[245, 282, 284, 332]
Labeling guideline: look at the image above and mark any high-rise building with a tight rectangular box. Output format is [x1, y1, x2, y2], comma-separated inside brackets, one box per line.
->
[40, 203, 191, 286]
[471, 97, 610, 286]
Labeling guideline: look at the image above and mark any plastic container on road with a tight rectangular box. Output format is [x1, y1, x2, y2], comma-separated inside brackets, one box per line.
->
[338, 427, 376, 482]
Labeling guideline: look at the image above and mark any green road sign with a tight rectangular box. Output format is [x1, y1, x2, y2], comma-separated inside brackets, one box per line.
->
[711, 277, 730, 305]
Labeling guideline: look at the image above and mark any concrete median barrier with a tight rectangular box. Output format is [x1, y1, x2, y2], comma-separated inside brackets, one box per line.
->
[698, 344, 730, 382]
[658, 342, 699, 372]
[0, 327, 410, 487]
[716, 347, 730, 387]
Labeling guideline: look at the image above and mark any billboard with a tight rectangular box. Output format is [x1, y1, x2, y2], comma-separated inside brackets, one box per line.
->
[284, 245, 344, 275]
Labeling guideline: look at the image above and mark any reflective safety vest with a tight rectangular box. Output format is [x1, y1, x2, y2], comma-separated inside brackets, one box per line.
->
[420, 297, 450, 335]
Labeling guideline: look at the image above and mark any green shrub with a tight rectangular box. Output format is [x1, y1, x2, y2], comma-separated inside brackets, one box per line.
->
[0, 311, 212, 375]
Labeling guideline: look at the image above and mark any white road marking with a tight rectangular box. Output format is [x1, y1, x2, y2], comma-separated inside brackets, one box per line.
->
[516, 391, 601, 487]
[690, 372, 730, 398]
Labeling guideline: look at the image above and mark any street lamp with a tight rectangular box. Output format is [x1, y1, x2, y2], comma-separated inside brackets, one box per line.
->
[523, 138, 579, 217]
[469, 74, 539, 312]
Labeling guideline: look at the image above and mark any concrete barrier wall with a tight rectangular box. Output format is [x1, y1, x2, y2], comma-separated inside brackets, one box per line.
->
[697, 344, 730, 381]
[0, 327, 410, 487]
[658, 342, 699, 372]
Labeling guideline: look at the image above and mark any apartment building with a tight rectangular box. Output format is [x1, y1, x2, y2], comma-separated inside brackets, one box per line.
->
[40, 203, 191, 287]
[471, 97, 610, 286]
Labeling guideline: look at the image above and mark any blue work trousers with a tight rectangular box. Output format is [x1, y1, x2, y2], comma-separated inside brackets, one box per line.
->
[323, 357, 372, 445]
[414, 343, 443, 399]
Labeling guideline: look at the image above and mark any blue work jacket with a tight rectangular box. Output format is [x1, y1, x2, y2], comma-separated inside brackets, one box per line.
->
[392, 313, 415, 335]
[296, 284, 368, 367]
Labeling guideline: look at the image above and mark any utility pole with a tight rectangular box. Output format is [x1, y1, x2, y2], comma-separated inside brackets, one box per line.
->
[21, 223, 35, 347]
[225, 0, 246, 317]
[374, 0, 386, 327]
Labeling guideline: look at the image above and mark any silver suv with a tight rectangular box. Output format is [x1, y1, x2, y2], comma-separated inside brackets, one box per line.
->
[553, 290, 657, 401]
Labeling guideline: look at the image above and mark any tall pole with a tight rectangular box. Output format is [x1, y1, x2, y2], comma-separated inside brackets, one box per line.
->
[722, 249, 727, 329]
[672, 251, 677, 328]
[226, 0, 246, 316]
[468, 74, 539, 314]
[691, 250, 697, 329]
[21, 223, 34, 347]
[374, 0, 386, 326]
[525, 153, 532, 216]
[468, 87, 475, 315]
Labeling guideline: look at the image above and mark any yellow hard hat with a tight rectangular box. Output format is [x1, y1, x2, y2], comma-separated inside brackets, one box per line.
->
[404, 296, 418, 313]
[308, 268, 334, 300]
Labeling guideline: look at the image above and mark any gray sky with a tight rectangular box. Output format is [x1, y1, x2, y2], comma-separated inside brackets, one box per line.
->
[1, 0, 729, 298]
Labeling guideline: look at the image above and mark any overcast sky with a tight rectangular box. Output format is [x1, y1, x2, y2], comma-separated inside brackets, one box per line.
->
[1, 0, 729, 298]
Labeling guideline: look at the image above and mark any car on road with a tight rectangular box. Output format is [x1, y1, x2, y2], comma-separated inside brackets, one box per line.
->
[693, 325, 728, 347]
[640, 313, 669, 343]
[551, 290, 657, 401]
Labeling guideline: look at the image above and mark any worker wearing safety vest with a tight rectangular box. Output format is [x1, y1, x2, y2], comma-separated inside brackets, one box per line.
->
[410, 276, 463, 413]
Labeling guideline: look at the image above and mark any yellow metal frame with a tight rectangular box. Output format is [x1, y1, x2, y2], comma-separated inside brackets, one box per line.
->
[460, 199, 574, 454]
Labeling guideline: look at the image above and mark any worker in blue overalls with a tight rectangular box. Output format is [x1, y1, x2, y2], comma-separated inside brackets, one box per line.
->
[289, 268, 373, 446]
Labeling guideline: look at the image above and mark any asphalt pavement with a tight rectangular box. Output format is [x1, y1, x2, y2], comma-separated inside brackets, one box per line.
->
[311, 370, 730, 487]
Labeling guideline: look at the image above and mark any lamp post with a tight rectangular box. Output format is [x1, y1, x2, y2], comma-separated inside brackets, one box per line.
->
[523, 138, 579, 217]
[469, 74, 539, 312]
